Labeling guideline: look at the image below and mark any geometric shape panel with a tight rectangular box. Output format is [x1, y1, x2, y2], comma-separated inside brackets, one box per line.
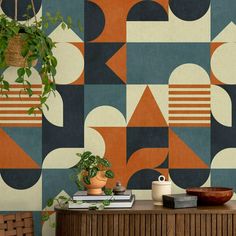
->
[42, 85, 84, 158]
[42, 0, 84, 39]
[84, 1, 105, 42]
[127, 43, 210, 84]
[85, 43, 125, 84]
[3, 127, 42, 166]
[211, 0, 236, 40]
[169, 169, 210, 189]
[172, 127, 211, 165]
[0, 169, 41, 189]
[169, 0, 210, 21]
[0, 129, 40, 169]
[211, 169, 236, 192]
[42, 169, 78, 208]
[127, 1, 168, 21]
[128, 86, 167, 127]
[169, 129, 209, 168]
[1, 0, 42, 21]
[127, 169, 162, 189]
[127, 127, 168, 160]
[84, 85, 126, 118]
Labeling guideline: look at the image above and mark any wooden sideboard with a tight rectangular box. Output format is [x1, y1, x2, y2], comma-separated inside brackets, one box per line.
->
[55, 200, 236, 236]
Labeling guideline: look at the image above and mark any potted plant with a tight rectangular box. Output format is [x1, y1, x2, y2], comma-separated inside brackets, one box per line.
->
[0, 3, 77, 114]
[72, 151, 115, 195]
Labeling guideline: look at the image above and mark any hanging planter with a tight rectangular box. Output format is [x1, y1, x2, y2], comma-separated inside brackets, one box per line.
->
[5, 34, 38, 67]
[0, 0, 76, 114]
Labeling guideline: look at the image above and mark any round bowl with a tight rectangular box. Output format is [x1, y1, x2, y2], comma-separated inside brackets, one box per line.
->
[186, 187, 233, 205]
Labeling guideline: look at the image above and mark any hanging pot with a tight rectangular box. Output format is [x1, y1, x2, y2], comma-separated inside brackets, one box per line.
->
[5, 34, 38, 68]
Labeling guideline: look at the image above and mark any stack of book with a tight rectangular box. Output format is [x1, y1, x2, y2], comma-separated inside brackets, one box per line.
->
[68, 190, 135, 209]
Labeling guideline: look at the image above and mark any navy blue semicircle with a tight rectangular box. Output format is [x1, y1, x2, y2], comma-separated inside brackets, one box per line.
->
[127, 169, 162, 189]
[170, 169, 210, 189]
[127, 1, 168, 21]
[0, 169, 41, 190]
[85, 1, 105, 41]
[169, 0, 210, 21]
[1, 0, 42, 21]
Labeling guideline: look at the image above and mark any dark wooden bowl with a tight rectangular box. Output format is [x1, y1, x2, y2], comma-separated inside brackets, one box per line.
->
[186, 187, 233, 205]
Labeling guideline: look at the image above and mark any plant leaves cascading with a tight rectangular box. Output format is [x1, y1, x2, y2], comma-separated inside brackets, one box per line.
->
[0, 7, 77, 114]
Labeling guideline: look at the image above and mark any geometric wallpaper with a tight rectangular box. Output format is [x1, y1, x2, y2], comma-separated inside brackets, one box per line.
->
[0, 0, 236, 235]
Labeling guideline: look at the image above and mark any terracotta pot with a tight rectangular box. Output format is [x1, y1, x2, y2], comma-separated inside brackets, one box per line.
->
[83, 171, 107, 195]
[5, 34, 37, 67]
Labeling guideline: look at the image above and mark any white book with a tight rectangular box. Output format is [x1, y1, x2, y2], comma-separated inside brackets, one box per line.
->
[73, 190, 132, 201]
[69, 195, 135, 209]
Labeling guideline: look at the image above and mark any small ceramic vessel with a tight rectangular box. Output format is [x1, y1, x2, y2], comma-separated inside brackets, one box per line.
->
[152, 175, 171, 205]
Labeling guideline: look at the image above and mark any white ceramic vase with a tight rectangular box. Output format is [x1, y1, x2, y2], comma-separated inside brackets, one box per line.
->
[152, 175, 171, 205]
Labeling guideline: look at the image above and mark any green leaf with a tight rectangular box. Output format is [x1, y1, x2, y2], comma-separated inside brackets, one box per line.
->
[89, 205, 99, 210]
[76, 180, 85, 191]
[26, 88, 33, 97]
[102, 200, 110, 206]
[67, 16, 72, 28]
[88, 167, 98, 178]
[43, 103, 49, 111]
[61, 22, 66, 30]
[105, 170, 114, 179]
[81, 151, 92, 159]
[44, 22, 49, 29]
[46, 198, 54, 207]
[40, 96, 47, 104]
[100, 158, 111, 167]
[83, 176, 91, 185]
[25, 68, 32, 77]
[58, 196, 68, 200]
[17, 68, 25, 77]
[15, 77, 24, 83]
[41, 212, 49, 222]
[51, 56, 57, 67]
[21, 47, 29, 57]
[103, 188, 113, 196]
[27, 107, 35, 115]
[50, 82, 56, 91]
[3, 80, 9, 90]
[50, 65, 56, 76]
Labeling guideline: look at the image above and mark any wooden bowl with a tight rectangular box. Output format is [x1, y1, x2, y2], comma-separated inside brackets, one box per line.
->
[186, 187, 233, 205]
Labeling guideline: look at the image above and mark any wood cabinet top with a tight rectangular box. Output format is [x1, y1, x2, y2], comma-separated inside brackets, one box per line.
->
[55, 200, 236, 215]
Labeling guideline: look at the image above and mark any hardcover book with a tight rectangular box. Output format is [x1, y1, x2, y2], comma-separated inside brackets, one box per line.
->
[69, 195, 135, 209]
[73, 190, 132, 201]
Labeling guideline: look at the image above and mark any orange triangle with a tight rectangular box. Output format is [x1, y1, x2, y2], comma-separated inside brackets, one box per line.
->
[106, 44, 126, 84]
[128, 86, 167, 127]
[169, 129, 208, 169]
[210, 70, 224, 85]
[0, 129, 40, 168]
[210, 42, 224, 56]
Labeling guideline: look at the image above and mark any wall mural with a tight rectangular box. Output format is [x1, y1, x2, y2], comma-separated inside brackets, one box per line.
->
[0, 0, 236, 235]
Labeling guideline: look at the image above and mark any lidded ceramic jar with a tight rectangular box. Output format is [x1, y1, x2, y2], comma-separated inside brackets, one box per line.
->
[152, 175, 171, 205]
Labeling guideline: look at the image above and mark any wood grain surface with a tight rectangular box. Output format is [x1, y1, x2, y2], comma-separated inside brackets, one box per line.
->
[55, 200, 236, 236]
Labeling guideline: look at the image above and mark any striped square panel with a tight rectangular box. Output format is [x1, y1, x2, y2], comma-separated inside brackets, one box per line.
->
[0, 85, 42, 127]
[168, 84, 211, 127]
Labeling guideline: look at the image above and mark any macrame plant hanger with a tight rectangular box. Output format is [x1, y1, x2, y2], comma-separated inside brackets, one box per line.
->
[0, 0, 37, 23]
[3, 0, 38, 67]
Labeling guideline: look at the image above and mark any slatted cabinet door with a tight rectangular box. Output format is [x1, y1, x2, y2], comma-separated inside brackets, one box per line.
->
[55, 201, 236, 236]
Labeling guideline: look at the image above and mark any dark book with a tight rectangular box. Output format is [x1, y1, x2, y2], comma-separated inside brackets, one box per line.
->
[73, 190, 132, 201]
[163, 194, 198, 209]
